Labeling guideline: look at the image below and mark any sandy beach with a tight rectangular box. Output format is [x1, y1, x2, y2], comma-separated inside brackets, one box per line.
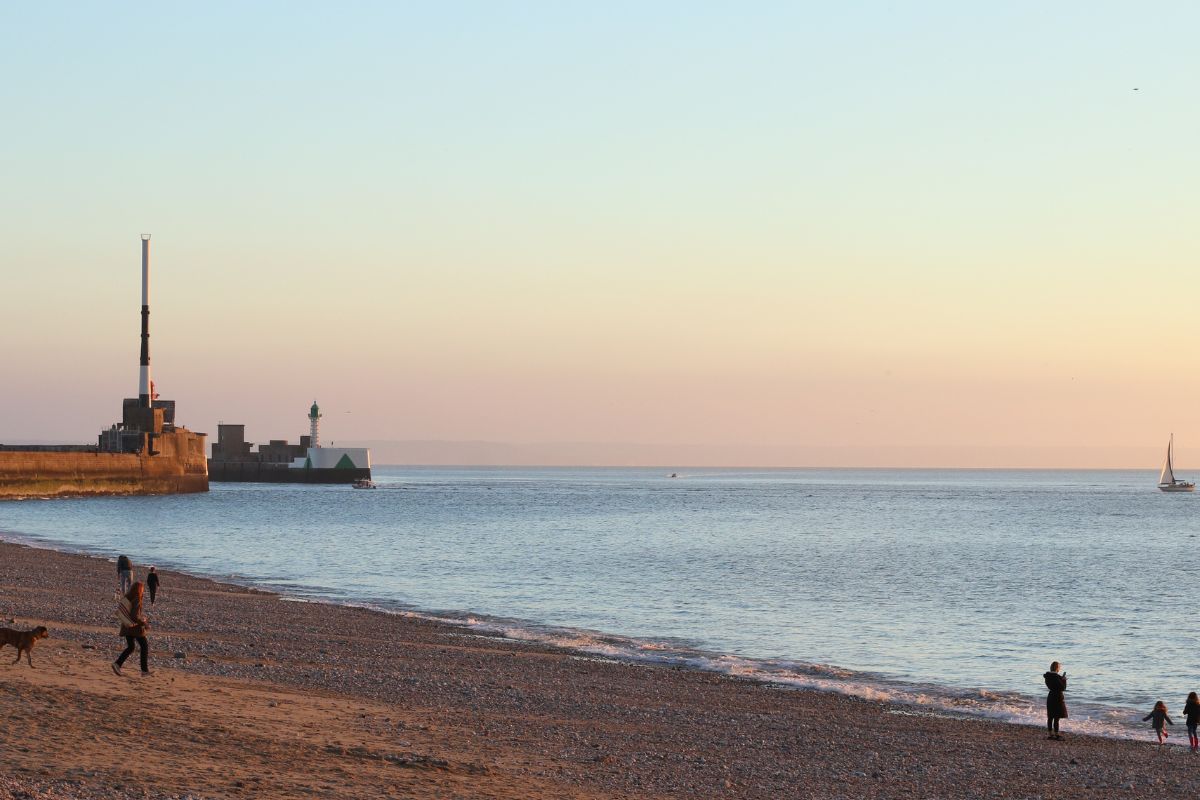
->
[0, 540, 1196, 799]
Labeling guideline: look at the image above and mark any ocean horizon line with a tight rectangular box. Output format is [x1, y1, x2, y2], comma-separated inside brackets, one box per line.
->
[1, 437, 1181, 471]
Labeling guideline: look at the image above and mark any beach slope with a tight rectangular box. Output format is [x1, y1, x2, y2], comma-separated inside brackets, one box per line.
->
[0, 541, 1196, 799]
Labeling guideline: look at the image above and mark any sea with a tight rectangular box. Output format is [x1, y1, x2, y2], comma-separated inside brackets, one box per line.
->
[1, 467, 1196, 741]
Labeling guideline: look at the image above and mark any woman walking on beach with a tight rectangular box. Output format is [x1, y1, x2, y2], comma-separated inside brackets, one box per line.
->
[113, 581, 150, 676]
[1184, 692, 1200, 752]
[1144, 700, 1174, 746]
[1044, 661, 1067, 739]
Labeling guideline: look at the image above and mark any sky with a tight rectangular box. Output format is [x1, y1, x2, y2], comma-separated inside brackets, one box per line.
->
[2, 3, 1199, 467]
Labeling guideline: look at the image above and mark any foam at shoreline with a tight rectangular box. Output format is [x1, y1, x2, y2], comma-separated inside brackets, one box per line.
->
[400, 611, 1151, 742]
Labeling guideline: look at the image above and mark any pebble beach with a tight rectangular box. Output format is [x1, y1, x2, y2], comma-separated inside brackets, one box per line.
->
[1, 539, 1198, 799]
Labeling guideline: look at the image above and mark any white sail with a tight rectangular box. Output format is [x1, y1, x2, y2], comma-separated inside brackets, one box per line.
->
[1160, 436, 1176, 485]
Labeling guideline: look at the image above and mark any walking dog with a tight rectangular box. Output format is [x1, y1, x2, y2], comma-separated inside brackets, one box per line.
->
[0, 626, 49, 667]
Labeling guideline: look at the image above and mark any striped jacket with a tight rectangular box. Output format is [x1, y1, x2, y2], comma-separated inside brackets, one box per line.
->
[115, 593, 148, 637]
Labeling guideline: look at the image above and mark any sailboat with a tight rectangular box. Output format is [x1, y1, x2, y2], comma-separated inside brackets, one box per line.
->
[1158, 434, 1195, 492]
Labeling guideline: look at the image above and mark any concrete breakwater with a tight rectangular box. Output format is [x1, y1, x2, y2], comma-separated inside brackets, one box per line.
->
[207, 460, 368, 483]
[0, 235, 211, 501]
[0, 429, 208, 500]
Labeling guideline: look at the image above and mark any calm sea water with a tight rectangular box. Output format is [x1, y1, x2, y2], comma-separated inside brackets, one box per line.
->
[2, 467, 1196, 739]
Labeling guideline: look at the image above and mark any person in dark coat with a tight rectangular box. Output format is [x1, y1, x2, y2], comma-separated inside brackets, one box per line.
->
[1044, 661, 1068, 739]
[1182, 692, 1199, 751]
[146, 567, 159, 605]
[116, 554, 133, 594]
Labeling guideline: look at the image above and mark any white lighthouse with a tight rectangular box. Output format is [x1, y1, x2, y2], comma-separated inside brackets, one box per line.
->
[285, 398, 369, 474]
[286, 399, 371, 476]
[308, 400, 322, 448]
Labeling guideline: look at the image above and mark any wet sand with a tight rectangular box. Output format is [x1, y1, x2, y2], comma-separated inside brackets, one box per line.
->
[0, 539, 1197, 799]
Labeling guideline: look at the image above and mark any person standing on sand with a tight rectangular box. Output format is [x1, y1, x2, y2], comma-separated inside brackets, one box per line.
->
[1144, 700, 1174, 746]
[117, 554, 133, 594]
[147, 567, 159, 604]
[1184, 692, 1200, 752]
[1044, 661, 1068, 739]
[113, 581, 150, 676]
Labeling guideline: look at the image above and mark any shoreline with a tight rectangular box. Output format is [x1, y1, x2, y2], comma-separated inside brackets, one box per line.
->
[0, 529, 1167, 746]
[1, 541, 1199, 797]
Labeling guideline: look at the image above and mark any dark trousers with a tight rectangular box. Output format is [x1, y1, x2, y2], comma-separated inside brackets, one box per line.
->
[148, 585, 157, 604]
[1047, 715, 1061, 733]
[117, 635, 149, 673]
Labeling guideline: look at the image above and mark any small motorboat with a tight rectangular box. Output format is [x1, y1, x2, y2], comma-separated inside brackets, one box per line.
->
[351, 478, 377, 489]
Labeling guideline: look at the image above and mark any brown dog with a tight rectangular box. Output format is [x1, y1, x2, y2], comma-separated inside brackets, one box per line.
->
[0, 626, 49, 667]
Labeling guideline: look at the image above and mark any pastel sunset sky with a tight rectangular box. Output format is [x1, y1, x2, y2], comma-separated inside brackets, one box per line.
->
[2, 3, 1198, 467]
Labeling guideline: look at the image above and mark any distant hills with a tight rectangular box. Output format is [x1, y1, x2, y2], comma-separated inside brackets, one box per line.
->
[340, 441, 1169, 470]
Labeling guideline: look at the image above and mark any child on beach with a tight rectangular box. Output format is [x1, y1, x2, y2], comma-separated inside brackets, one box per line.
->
[1143, 700, 1173, 746]
[1184, 692, 1200, 752]
[147, 567, 159, 604]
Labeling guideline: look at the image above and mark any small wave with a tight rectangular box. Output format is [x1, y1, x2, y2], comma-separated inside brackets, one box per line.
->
[359, 608, 1160, 742]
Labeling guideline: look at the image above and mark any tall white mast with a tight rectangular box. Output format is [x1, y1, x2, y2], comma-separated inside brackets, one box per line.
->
[138, 235, 152, 407]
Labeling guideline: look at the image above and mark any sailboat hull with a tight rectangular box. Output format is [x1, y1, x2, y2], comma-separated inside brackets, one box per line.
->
[1158, 483, 1195, 492]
